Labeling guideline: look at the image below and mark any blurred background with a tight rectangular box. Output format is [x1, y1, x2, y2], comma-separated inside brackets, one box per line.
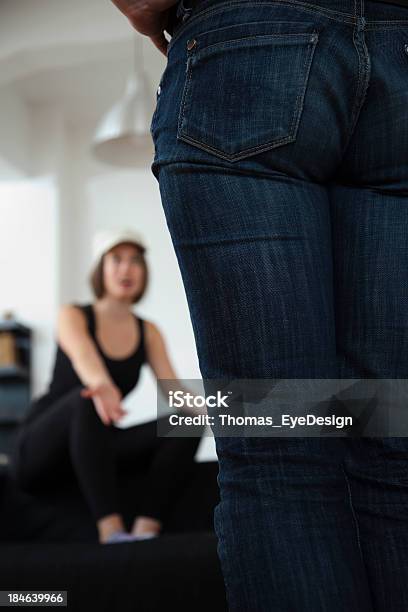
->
[0, 0, 216, 463]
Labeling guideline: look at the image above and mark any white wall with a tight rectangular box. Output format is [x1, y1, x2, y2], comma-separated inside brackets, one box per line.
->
[0, 0, 130, 58]
[0, 86, 30, 176]
[0, 177, 58, 397]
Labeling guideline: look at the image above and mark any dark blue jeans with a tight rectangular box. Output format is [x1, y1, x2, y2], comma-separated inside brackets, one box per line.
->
[150, 0, 408, 609]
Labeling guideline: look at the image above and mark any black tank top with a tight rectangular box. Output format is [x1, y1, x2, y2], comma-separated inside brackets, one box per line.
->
[23, 304, 147, 425]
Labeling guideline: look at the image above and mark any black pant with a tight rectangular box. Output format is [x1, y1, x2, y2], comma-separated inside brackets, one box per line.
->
[11, 387, 204, 522]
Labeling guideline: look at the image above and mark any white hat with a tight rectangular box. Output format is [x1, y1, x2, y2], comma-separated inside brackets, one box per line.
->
[92, 228, 147, 268]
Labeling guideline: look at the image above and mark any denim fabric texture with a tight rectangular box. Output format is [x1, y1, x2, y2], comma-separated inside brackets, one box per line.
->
[151, 1, 408, 609]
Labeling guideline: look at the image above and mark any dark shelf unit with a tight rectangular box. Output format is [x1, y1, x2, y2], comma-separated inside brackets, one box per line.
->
[0, 320, 31, 462]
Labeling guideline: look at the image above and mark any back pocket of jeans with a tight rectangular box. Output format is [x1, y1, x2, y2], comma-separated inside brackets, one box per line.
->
[177, 23, 319, 161]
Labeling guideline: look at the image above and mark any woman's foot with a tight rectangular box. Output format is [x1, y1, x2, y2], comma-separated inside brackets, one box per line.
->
[131, 515, 162, 538]
[97, 513, 126, 544]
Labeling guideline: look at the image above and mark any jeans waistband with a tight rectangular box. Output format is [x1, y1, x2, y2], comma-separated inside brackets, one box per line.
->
[168, 0, 408, 32]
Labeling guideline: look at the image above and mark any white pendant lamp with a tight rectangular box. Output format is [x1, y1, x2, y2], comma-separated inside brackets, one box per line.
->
[91, 35, 154, 167]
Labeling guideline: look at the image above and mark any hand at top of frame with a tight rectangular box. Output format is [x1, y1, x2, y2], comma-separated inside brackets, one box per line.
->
[110, 0, 179, 56]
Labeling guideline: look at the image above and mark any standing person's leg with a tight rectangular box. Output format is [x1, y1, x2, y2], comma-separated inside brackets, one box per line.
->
[112, 415, 204, 535]
[149, 1, 375, 609]
[331, 2, 408, 606]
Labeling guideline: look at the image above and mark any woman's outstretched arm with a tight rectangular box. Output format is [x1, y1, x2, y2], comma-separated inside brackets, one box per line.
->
[57, 305, 126, 424]
[144, 320, 205, 416]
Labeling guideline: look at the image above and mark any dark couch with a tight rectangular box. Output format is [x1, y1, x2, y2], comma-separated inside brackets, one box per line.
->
[0, 455, 227, 612]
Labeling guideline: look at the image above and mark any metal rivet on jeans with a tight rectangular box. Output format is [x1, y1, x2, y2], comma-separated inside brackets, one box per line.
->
[405, 43, 408, 54]
[187, 38, 197, 50]
[157, 85, 161, 95]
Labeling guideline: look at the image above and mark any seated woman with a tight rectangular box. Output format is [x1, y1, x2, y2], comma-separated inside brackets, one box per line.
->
[11, 229, 205, 544]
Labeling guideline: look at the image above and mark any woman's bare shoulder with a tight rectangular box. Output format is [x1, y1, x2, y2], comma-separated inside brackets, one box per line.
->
[58, 303, 88, 328]
[142, 318, 165, 346]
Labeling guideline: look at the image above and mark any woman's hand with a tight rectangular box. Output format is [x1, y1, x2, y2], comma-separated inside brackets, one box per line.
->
[110, 0, 179, 56]
[81, 383, 127, 426]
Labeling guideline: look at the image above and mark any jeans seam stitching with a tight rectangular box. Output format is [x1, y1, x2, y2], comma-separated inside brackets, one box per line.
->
[285, 0, 355, 20]
[349, 24, 365, 134]
[342, 464, 364, 559]
[177, 51, 194, 145]
[339, 22, 371, 161]
[196, 31, 318, 54]
[178, 133, 295, 160]
[167, 1, 356, 55]
[366, 23, 408, 30]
